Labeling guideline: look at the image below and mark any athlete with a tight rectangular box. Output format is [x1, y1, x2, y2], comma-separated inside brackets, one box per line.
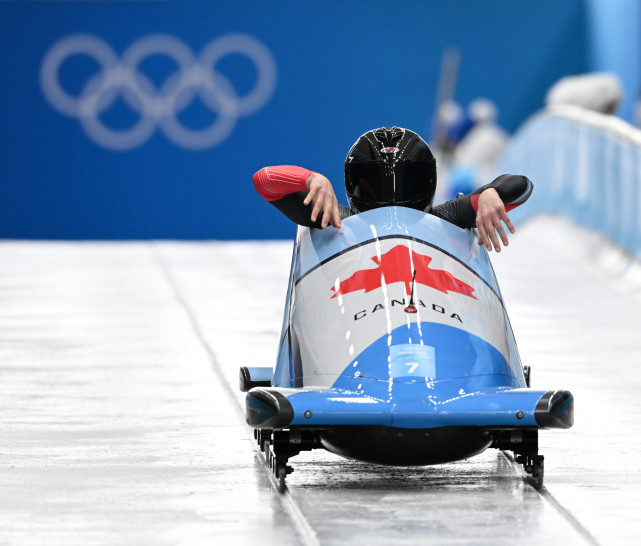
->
[253, 127, 532, 252]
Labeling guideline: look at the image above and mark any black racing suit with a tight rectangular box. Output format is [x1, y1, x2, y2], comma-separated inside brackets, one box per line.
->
[267, 174, 533, 230]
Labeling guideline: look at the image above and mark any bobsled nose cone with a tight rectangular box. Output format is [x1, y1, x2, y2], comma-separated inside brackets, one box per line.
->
[246, 388, 294, 428]
[535, 390, 574, 429]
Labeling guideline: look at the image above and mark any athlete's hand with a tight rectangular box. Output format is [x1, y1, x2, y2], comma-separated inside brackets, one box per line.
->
[475, 188, 515, 252]
[304, 172, 342, 228]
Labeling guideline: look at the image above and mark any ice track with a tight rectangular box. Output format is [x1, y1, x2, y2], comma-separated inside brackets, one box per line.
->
[1, 214, 640, 545]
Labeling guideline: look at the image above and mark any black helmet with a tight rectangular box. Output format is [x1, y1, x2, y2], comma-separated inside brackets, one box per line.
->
[344, 127, 437, 213]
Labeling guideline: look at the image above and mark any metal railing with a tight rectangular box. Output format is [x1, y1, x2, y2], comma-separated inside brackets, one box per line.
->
[498, 104, 641, 258]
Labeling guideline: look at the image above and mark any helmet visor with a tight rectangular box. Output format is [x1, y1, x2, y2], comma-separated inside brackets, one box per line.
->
[345, 159, 435, 207]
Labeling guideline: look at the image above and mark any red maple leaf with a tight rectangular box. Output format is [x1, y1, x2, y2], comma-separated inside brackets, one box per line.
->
[330, 245, 476, 299]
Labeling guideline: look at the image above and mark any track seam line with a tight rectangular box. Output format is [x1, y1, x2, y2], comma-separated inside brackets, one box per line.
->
[501, 451, 599, 546]
[150, 243, 320, 546]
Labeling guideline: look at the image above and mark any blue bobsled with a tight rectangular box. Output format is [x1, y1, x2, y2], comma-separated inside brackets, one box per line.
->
[240, 207, 573, 490]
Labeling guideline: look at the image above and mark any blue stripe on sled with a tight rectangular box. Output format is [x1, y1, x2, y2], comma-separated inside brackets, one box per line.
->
[332, 321, 521, 401]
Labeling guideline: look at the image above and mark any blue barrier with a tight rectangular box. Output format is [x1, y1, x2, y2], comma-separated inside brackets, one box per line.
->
[498, 105, 641, 259]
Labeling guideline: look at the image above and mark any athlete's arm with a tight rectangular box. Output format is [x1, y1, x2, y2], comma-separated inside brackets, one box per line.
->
[431, 174, 533, 252]
[253, 166, 342, 228]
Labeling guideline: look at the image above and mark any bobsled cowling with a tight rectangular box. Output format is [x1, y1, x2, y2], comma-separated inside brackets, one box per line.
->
[245, 207, 573, 472]
[275, 206, 526, 391]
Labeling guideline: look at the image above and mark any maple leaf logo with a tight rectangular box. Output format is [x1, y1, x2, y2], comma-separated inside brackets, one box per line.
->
[330, 245, 476, 299]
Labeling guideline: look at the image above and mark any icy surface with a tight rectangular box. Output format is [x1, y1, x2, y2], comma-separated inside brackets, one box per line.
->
[0, 243, 298, 546]
[0, 215, 639, 544]
[490, 214, 641, 545]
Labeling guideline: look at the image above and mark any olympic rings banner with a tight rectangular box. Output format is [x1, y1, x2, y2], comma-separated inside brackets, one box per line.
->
[0, 1, 586, 239]
[40, 33, 277, 151]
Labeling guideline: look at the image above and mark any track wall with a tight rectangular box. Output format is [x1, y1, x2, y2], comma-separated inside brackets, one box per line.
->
[498, 105, 641, 259]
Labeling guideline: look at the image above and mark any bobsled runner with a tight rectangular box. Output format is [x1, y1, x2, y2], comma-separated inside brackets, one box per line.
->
[240, 207, 573, 491]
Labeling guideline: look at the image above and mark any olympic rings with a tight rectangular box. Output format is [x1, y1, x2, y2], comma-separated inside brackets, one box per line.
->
[40, 33, 277, 150]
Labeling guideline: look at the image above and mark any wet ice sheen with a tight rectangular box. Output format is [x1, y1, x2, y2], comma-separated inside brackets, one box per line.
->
[1, 218, 639, 544]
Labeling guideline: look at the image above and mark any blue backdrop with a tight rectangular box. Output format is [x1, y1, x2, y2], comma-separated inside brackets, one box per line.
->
[1, 0, 588, 239]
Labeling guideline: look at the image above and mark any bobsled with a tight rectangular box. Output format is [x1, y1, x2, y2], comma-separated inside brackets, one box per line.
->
[240, 206, 573, 491]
